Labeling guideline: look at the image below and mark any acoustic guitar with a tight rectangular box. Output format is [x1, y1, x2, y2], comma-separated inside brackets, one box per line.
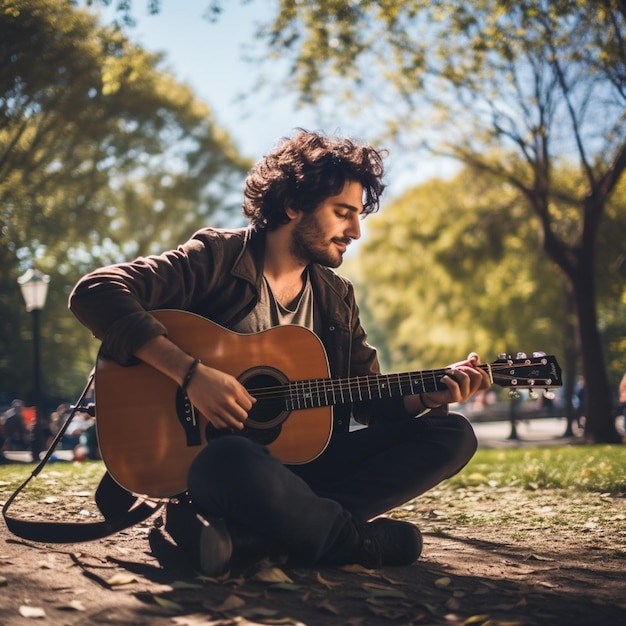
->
[95, 310, 562, 498]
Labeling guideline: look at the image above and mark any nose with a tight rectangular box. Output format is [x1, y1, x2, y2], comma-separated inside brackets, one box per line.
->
[347, 214, 361, 240]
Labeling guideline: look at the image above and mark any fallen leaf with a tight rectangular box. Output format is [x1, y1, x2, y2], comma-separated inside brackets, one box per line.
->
[213, 594, 246, 611]
[269, 582, 301, 591]
[339, 563, 377, 575]
[252, 567, 293, 583]
[237, 606, 280, 619]
[195, 575, 222, 584]
[153, 595, 184, 611]
[171, 580, 204, 589]
[314, 598, 340, 615]
[524, 553, 554, 562]
[366, 587, 408, 599]
[19, 605, 46, 618]
[315, 571, 341, 588]
[538, 581, 559, 588]
[462, 615, 491, 625]
[55, 600, 86, 611]
[106, 572, 137, 586]
[172, 613, 214, 626]
[446, 597, 461, 610]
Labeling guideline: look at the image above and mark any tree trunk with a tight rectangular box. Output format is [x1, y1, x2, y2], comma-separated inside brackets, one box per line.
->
[561, 289, 580, 438]
[572, 262, 621, 443]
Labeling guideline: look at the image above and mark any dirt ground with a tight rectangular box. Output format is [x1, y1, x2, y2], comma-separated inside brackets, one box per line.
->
[1, 418, 625, 626]
[1, 475, 625, 626]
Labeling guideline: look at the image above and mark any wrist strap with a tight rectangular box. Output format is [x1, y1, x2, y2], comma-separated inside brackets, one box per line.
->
[181, 358, 201, 393]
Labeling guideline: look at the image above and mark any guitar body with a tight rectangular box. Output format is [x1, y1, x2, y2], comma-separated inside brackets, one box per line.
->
[95, 310, 333, 498]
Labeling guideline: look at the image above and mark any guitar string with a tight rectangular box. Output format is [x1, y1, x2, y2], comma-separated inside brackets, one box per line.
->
[246, 365, 552, 400]
[244, 362, 554, 402]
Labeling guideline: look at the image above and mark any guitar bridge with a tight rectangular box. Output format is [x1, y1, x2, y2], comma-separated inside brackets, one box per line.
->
[175, 388, 202, 446]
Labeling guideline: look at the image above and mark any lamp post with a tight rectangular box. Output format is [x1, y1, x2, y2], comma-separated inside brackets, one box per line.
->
[18, 269, 50, 431]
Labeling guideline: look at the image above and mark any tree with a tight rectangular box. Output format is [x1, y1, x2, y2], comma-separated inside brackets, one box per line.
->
[344, 164, 626, 434]
[0, 0, 250, 408]
[60, 0, 626, 442]
[344, 165, 566, 370]
[256, 0, 626, 443]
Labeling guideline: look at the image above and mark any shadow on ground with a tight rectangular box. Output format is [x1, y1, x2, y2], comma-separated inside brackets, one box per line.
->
[1, 513, 624, 626]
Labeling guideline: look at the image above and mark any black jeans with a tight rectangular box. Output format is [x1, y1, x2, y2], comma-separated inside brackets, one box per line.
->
[187, 413, 477, 564]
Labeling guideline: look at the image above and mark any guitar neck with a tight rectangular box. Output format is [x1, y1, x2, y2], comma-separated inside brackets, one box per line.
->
[286, 367, 452, 411]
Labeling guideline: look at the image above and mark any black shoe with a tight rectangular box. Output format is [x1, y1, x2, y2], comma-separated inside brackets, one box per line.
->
[356, 518, 423, 568]
[228, 522, 274, 569]
[165, 500, 232, 577]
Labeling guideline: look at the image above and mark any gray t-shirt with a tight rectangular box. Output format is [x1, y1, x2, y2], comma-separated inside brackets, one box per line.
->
[231, 270, 317, 334]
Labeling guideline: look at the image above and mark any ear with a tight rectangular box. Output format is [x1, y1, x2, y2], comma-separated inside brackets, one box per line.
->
[285, 205, 302, 221]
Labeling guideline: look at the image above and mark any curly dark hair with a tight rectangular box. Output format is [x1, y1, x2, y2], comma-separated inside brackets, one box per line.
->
[242, 130, 387, 229]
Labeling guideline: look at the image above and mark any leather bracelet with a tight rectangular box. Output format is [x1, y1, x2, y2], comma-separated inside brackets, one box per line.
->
[181, 358, 201, 393]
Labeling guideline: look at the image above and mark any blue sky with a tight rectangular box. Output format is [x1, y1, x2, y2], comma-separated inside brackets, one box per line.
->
[92, 1, 455, 198]
[97, 3, 355, 160]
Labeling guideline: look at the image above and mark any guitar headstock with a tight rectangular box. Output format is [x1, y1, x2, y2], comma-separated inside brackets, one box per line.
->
[490, 352, 562, 390]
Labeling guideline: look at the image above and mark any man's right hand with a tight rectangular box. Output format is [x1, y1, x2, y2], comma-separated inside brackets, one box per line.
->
[186, 364, 256, 431]
[135, 334, 255, 431]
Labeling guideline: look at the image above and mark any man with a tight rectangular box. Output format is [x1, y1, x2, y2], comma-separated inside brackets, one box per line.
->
[3, 400, 30, 452]
[70, 130, 490, 575]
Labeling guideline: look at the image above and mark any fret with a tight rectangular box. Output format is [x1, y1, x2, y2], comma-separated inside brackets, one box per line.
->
[337, 379, 345, 404]
[378, 376, 392, 398]
[304, 378, 313, 408]
[296, 380, 304, 409]
[313, 378, 322, 408]
[355, 376, 363, 402]
[322, 378, 330, 407]
[287, 384, 295, 411]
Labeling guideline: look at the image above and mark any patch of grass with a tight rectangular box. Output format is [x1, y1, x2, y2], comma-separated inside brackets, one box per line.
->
[0, 461, 105, 519]
[452, 445, 626, 493]
[0, 460, 104, 505]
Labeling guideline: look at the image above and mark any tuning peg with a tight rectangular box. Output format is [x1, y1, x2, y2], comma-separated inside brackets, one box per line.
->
[508, 389, 521, 400]
[516, 352, 527, 359]
[532, 351, 546, 357]
[528, 389, 538, 400]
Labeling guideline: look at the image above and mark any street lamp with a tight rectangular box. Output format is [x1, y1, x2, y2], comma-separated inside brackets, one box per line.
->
[18, 269, 50, 433]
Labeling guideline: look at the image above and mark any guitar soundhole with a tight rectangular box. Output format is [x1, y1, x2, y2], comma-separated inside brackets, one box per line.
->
[205, 366, 289, 447]
[240, 366, 290, 430]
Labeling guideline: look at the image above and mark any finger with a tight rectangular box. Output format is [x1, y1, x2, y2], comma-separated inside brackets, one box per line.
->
[213, 409, 246, 431]
[440, 371, 463, 402]
[465, 353, 492, 389]
[448, 365, 471, 386]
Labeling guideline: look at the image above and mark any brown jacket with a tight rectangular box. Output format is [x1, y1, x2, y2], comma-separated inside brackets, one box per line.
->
[69, 227, 412, 431]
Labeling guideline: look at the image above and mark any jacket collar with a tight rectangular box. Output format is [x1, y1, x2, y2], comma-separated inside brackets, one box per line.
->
[230, 227, 265, 293]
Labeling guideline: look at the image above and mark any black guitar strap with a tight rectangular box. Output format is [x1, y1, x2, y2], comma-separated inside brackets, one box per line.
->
[2, 373, 161, 543]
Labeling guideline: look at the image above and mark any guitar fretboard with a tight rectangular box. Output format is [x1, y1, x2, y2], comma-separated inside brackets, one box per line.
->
[285, 369, 450, 410]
